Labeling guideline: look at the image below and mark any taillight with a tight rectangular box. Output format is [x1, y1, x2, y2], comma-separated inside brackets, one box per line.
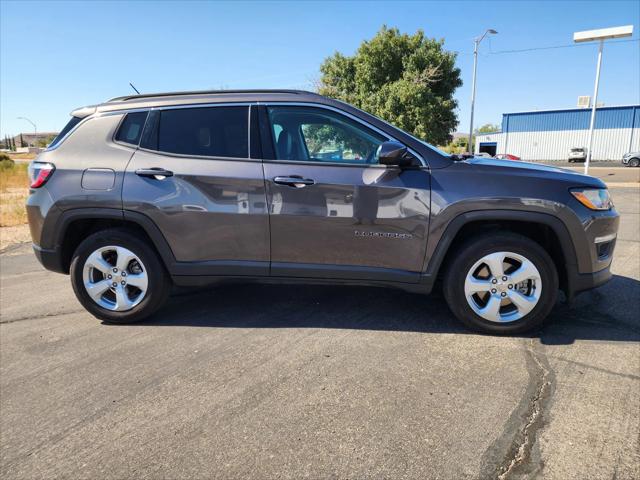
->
[29, 162, 55, 188]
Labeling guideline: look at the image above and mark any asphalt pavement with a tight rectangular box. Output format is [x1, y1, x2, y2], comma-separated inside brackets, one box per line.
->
[1, 185, 638, 480]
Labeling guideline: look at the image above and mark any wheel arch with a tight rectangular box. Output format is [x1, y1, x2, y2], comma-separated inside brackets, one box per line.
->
[52, 208, 176, 274]
[425, 210, 578, 294]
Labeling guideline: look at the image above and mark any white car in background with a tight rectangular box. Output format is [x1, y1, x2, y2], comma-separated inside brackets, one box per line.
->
[622, 151, 640, 167]
[568, 147, 587, 163]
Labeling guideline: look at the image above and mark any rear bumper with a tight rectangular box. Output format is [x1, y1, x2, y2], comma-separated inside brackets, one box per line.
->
[32, 243, 66, 274]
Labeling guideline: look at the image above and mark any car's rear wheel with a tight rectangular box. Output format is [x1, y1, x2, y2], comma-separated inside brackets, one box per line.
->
[70, 228, 170, 323]
[443, 232, 558, 334]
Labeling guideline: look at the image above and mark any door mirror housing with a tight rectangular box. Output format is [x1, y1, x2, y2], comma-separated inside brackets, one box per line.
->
[376, 141, 416, 167]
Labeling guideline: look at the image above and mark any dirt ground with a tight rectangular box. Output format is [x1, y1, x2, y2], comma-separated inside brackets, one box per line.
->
[0, 224, 30, 252]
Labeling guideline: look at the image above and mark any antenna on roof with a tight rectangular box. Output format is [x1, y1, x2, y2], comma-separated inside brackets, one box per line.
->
[129, 83, 140, 95]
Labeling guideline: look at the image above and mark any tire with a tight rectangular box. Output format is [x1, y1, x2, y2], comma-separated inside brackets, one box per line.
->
[70, 228, 171, 323]
[628, 157, 640, 167]
[443, 232, 558, 335]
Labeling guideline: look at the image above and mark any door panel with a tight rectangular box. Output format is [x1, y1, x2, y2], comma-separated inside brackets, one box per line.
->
[123, 149, 269, 269]
[265, 162, 431, 278]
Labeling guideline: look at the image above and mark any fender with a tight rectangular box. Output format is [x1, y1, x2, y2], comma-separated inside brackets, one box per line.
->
[48, 207, 123, 251]
[422, 209, 579, 280]
[47, 208, 177, 273]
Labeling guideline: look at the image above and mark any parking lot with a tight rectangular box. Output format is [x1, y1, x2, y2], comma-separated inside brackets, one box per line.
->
[1, 184, 638, 479]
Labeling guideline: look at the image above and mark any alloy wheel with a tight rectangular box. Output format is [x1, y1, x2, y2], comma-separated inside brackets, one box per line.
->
[82, 246, 148, 311]
[464, 251, 542, 323]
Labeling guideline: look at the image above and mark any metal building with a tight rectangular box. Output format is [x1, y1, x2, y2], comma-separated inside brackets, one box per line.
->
[475, 105, 640, 161]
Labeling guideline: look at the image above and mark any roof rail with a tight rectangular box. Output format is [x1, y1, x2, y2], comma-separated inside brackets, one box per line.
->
[107, 89, 318, 102]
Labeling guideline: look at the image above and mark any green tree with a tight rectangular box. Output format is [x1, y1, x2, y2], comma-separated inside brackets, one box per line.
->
[20, 134, 26, 148]
[37, 134, 56, 148]
[476, 123, 500, 134]
[441, 136, 468, 154]
[318, 26, 462, 146]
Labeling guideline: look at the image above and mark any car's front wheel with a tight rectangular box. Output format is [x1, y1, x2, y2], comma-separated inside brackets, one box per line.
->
[443, 232, 558, 334]
[70, 228, 170, 323]
[628, 157, 640, 167]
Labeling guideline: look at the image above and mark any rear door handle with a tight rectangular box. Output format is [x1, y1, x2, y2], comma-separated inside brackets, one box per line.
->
[135, 168, 174, 180]
[273, 176, 315, 188]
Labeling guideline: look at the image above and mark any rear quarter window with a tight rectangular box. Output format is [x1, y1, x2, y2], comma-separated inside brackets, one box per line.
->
[115, 111, 148, 146]
[48, 116, 82, 149]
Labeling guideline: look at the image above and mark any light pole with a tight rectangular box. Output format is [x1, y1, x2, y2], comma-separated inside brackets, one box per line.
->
[573, 25, 633, 175]
[17, 116, 37, 148]
[468, 29, 497, 155]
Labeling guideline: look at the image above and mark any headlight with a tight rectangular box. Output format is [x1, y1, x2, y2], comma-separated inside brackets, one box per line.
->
[570, 188, 612, 210]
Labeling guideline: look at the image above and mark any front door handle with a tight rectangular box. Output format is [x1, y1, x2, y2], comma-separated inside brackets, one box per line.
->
[135, 168, 174, 180]
[273, 176, 315, 188]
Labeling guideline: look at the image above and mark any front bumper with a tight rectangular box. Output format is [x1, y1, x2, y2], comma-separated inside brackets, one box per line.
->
[566, 263, 613, 300]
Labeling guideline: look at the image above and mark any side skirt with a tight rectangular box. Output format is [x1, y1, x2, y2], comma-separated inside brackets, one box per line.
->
[172, 273, 435, 295]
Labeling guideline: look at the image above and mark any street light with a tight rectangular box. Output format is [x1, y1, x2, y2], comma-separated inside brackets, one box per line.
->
[574, 25, 634, 175]
[468, 29, 498, 155]
[17, 116, 37, 148]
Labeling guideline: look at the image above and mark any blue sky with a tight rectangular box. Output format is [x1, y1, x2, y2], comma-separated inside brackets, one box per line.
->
[1, 0, 639, 139]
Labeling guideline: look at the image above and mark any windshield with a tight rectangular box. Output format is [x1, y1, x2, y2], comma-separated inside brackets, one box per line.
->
[331, 99, 450, 157]
[403, 131, 450, 156]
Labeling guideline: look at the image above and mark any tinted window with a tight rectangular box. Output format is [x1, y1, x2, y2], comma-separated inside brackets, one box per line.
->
[140, 110, 159, 150]
[115, 111, 148, 146]
[48, 116, 82, 149]
[157, 106, 248, 158]
[267, 106, 385, 164]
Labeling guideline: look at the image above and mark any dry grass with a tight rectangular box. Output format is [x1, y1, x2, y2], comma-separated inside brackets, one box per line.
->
[0, 162, 29, 227]
[8, 152, 37, 161]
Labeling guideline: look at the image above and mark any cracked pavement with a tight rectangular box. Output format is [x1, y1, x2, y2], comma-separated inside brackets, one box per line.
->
[1, 185, 638, 479]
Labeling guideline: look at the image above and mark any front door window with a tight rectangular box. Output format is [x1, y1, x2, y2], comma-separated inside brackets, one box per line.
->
[267, 106, 385, 164]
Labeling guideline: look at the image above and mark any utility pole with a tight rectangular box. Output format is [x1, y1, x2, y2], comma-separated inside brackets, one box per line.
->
[468, 29, 497, 155]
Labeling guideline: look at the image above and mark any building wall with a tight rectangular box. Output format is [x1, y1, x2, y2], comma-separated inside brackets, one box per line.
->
[503, 128, 639, 161]
[476, 105, 640, 161]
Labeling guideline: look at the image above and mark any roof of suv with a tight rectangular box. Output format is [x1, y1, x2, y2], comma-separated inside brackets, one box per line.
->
[98, 89, 329, 113]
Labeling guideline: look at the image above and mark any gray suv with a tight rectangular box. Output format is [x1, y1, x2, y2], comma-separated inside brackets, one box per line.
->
[27, 90, 619, 334]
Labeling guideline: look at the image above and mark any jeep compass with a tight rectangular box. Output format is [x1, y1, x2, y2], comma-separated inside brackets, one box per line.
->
[27, 90, 619, 334]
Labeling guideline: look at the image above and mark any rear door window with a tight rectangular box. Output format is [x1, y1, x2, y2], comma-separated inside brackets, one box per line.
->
[155, 106, 249, 158]
[115, 111, 148, 146]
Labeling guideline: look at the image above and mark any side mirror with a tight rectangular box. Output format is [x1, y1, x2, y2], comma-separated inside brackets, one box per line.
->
[376, 141, 416, 167]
